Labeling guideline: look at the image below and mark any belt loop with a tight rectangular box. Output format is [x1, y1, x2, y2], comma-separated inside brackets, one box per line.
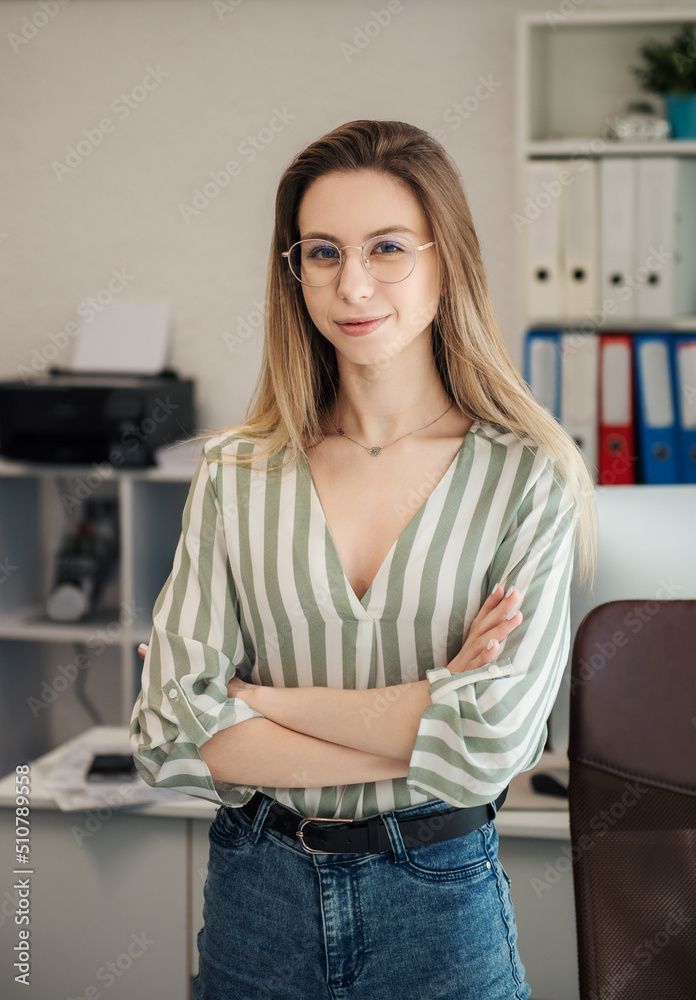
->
[379, 811, 409, 864]
[248, 794, 273, 844]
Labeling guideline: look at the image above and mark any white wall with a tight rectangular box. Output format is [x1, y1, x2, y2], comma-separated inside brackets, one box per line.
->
[0, 0, 687, 431]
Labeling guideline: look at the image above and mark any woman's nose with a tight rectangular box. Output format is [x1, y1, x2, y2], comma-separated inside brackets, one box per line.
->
[335, 246, 374, 300]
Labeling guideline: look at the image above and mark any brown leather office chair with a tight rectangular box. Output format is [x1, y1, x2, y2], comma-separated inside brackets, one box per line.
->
[568, 599, 696, 1000]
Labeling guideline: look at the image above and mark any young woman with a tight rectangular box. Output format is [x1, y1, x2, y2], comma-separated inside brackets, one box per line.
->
[131, 120, 597, 1000]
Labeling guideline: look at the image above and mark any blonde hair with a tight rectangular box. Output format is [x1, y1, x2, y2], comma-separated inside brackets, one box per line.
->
[193, 119, 597, 589]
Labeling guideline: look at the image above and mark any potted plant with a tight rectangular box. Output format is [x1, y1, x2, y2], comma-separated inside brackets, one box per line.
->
[631, 22, 696, 139]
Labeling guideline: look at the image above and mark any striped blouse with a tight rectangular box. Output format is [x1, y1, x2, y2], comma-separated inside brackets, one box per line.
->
[130, 419, 578, 820]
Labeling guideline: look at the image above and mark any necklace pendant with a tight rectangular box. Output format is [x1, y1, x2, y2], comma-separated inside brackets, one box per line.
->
[368, 446, 382, 457]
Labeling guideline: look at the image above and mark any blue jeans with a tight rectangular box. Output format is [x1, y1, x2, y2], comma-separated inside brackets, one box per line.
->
[192, 793, 531, 1000]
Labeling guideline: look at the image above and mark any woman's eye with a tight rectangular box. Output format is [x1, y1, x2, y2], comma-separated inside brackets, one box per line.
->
[307, 243, 339, 261]
[371, 240, 406, 255]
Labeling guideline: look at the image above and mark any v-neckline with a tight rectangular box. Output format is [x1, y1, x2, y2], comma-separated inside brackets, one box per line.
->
[299, 421, 480, 616]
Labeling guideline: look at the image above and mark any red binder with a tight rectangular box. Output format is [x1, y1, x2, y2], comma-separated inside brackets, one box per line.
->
[598, 333, 637, 485]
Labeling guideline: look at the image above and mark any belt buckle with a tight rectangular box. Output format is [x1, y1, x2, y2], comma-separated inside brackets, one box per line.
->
[296, 816, 353, 855]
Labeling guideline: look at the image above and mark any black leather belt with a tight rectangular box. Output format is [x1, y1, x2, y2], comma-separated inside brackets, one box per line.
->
[238, 786, 508, 855]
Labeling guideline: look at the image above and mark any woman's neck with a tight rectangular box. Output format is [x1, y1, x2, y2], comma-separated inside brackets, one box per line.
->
[327, 367, 454, 445]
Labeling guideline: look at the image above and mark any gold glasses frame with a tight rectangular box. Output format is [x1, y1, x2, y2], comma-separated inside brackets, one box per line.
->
[281, 233, 436, 286]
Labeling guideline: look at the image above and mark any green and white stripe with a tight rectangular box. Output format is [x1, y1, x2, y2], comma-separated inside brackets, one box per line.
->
[130, 421, 578, 819]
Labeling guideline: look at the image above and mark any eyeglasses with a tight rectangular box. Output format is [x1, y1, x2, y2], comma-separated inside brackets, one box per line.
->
[282, 233, 435, 286]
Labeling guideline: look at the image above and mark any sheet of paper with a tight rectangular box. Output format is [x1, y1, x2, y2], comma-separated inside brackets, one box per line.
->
[70, 300, 171, 374]
[32, 739, 184, 812]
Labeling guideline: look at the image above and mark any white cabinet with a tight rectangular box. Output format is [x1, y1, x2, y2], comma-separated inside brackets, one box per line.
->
[515, 8, 696, 329]
[0, 458, 193, 774]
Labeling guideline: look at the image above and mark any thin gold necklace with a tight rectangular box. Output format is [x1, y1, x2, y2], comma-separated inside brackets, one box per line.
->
[328, 390, 455, 457]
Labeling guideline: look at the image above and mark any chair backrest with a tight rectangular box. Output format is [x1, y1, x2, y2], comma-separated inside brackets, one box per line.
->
[568, 599, 696, 1000]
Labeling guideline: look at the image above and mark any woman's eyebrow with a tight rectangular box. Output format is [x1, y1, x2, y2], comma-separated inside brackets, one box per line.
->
[299, 225, 420, 242]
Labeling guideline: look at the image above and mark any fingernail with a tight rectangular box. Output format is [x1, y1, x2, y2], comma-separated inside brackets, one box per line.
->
[505, 586, 514, 598]
[490, 582, 500, 596]
[138, 643, 148, 651]
[505, 608, 518, 620]
[486, 639, 494, 650]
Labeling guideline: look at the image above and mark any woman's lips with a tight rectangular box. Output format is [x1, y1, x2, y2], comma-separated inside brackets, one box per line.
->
[335, 315, 389, 337]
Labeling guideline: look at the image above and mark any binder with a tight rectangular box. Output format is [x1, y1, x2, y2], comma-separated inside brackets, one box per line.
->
[635, 158, 696, 319]
[526, 162, 564, 320]
[599, 159, 637, 321]
[560, 331, 598, 481]
[523, 329, 561, 418]
[598, 334, 636, 485]
[671, 334, 696, 483]
[561, 160, 599, 319]
[633, 332, 679, 484]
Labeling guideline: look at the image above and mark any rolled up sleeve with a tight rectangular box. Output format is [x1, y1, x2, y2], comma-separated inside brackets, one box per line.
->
[406, 456, 579, 808]
[129, 437, 265, 807]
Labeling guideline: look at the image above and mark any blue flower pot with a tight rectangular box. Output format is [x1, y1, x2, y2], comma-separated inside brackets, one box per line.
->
[662, 92, 696, 139]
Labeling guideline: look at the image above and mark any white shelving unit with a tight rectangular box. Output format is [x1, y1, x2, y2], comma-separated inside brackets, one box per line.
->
[517, 10, 696, 154]
[516, 10, 696, 763]
[0, 456, 194, 773]
[515, 8, 696, 332]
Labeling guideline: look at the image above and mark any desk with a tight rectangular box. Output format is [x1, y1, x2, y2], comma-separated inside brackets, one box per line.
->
[0, 726, 579, 999]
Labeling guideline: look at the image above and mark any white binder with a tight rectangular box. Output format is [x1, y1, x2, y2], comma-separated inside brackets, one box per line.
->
[526, 161, 564, 320]
[636, 157, 696, 319]
[600, 158, 637, 320]
[562, 160, 599, 319]
[560, 331, 599, 481]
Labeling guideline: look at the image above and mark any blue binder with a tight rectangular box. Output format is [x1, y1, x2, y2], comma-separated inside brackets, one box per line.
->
[633, 332, 680, 484]
[671, 334, 696, 484]
[523, 329, 561, 419]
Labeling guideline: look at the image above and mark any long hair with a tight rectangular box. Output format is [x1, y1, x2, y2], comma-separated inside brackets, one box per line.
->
[197, 119, 597, 588]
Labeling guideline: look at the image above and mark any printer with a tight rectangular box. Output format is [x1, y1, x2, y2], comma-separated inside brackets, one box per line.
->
[0, 371, 195, 467]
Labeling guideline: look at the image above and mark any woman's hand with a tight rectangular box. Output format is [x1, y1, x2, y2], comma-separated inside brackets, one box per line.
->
[447, 583, 523, 674]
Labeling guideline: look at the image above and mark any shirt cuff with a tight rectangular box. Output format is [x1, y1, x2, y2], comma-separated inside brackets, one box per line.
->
[426, 662, 514, 705]
[162, 677, 266, 747]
